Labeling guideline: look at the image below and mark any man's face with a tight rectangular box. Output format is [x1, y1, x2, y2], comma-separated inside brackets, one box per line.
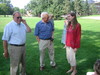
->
[13, 13, 22, 24]
[42, 14, 49, 23]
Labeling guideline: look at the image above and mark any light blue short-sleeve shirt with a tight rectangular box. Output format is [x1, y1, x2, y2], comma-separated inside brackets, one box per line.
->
[2, 20, 27, 44]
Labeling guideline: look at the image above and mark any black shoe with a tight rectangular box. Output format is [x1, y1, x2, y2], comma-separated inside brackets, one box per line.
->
[40, 66, 45, 71]
[51, 65, 57, 69]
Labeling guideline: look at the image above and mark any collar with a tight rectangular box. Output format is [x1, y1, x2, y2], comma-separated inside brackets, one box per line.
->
[41, 20, 49, 24]
[12, 20, 21, 25]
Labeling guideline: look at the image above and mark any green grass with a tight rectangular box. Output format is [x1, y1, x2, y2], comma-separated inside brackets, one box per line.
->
[0, 16, 100, 75]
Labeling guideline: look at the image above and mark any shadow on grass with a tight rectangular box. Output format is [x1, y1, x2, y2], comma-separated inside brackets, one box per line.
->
[77, 30, 100, 75]
[0, 71, 10, 75]
[25, 28, 100, 75]
[0, 28, 100, 75]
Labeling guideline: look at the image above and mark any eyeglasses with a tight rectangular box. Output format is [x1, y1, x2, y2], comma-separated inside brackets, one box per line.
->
[43, 17, 49, 19]
[17, 17, 22, 19]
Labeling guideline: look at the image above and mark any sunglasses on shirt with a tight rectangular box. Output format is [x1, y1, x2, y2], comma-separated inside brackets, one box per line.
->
[17, 17, 22, 19]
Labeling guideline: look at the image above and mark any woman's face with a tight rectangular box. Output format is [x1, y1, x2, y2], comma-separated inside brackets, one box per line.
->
[67, 14, 74, 22]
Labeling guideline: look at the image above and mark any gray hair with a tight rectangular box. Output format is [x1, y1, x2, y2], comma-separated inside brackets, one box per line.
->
[94, 59, 100, 75]
[41, 12, 48, 18]
[13, 11, 21, 17]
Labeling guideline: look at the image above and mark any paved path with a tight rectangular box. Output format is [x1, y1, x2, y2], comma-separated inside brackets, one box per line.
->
[81, 16, 100, 20]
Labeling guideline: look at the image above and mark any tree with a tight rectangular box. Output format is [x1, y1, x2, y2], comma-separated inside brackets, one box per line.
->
[0, 3, 13, 15]
[25, 0, 99, 19]
[25, 0, 41, 16]
[74, 0, 83, 16]
[20, 9, 26, 16]
[70, 0, 75, 12]
[84, 0, 90, 15]
[0, 0, 13, 15]
[63, 0, 71, 14]
[89, 3, 97, 15]
[13, 7, 20, 12]
[48, 0, 64, 19]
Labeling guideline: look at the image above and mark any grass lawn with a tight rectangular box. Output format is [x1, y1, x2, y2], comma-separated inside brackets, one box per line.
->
[0, 16, 100, 75]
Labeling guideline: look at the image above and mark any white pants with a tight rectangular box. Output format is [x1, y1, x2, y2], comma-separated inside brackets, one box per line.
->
[39, 39, 56, 67]
[66, 47, 76, 66]
[86, 72, 95, 75]
[8, 45, 26, 75]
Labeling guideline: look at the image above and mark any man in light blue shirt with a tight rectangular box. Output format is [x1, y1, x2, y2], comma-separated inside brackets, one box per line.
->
[2, 11, 31, 75]
[34, 12, 56, 71]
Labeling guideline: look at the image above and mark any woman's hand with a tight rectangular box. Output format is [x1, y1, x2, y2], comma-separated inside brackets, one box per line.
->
[74, 48, 77, 52]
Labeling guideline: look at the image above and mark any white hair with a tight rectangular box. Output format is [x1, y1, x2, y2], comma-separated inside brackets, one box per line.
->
[41, 12, 48, 18]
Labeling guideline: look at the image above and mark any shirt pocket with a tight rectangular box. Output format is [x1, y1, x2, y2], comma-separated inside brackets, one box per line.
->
[40, 26, 47, 32]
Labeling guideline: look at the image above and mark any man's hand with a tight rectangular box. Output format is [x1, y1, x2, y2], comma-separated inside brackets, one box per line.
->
[3, 50, 9, 58]
[52, 35, 54, 39]
[21, 19, 31, 32]
[3, 41, 9, 59]
[21, 19, 27, 25]
[36, 36, 40, 43]
[37, 39, 40, 43]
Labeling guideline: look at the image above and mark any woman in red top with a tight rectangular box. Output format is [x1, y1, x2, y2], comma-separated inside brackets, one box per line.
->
[65, 12, 81, 75]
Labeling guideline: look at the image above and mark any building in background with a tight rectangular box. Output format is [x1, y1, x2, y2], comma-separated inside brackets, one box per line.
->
[88, 0, 100, 3]
[87, 0, 100, 14]
[94, 1, 100, 14]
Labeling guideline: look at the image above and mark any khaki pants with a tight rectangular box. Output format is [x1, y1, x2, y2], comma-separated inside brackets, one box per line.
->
[39, 39, 56, 67]
[8, 45, 26, 75]
[66, 47, 76, 66]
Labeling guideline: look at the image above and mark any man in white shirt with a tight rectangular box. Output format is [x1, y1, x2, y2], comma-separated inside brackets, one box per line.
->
[2, 11, 31, 75]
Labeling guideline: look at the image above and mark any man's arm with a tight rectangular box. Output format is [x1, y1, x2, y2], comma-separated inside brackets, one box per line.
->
[3, 40, 9, 58]
[36, 36, 40, 43]
[52, 22, 54, 39]
[52, 31, 54, 38]
[22, 19, 31, 32]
